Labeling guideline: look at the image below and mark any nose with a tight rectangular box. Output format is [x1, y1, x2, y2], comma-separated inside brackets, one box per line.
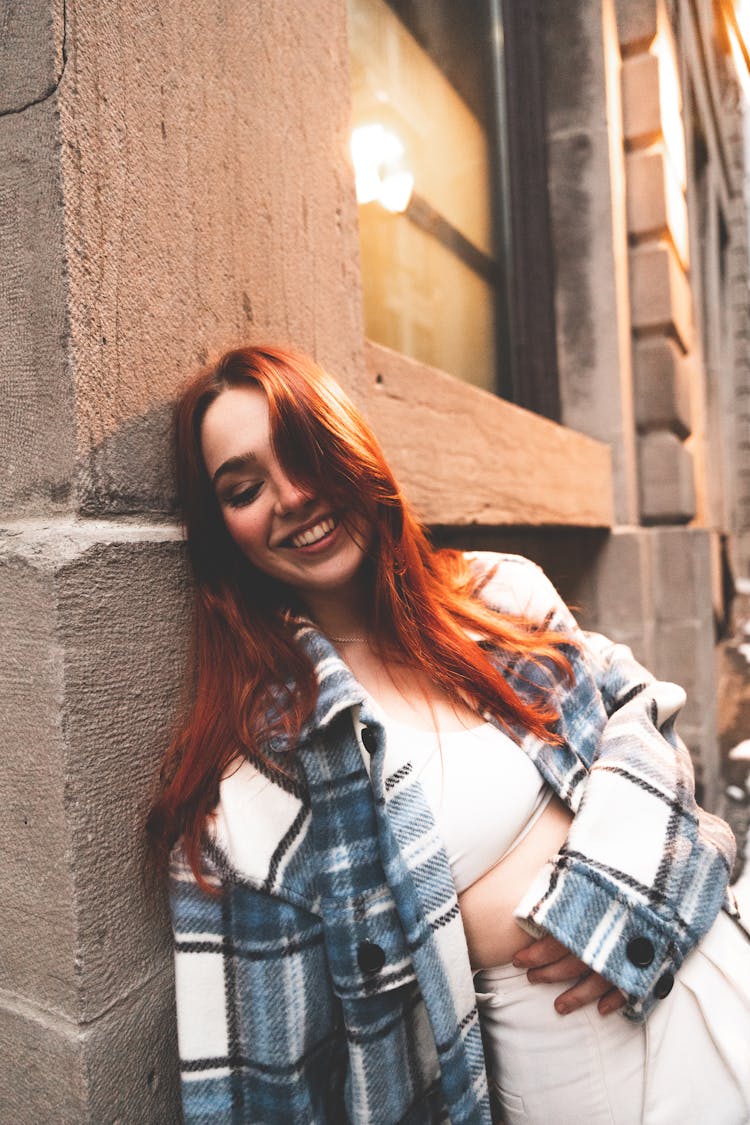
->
[272, 471, 314, 517]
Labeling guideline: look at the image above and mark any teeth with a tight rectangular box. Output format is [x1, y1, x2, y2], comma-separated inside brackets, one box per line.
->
[291, 516, 336, 548]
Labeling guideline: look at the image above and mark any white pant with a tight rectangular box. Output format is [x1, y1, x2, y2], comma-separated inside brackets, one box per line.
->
[475, 910, 750, 1125]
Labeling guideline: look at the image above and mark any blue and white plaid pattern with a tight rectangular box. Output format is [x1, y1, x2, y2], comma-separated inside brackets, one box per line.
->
[170, 553, 738, 1123]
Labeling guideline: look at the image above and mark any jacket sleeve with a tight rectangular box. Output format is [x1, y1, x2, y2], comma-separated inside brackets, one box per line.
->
[499, 558, 738, 1021]
[169, 846, 346, 1123]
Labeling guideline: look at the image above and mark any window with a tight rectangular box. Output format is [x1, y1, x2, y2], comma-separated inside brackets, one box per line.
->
[348, 0, 559, 414]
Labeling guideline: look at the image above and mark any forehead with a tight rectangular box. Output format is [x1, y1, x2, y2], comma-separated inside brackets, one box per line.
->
[200, 383, 269, 476]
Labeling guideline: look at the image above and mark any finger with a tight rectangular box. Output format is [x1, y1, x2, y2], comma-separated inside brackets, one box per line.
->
[512, 935, 569, 969]
[597, 989, 627, 1016]
[527, 954, 589, 984]
[554, 972, 613, 1015]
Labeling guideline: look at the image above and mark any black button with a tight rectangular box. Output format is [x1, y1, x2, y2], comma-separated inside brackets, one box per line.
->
[357, 941, 386, 975]
[654, 972, 674, 999]
[361, 726, 377, 754]
[626, 936, 655, 968]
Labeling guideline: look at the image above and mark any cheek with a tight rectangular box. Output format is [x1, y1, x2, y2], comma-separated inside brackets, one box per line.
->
[223, 508, 268, 556]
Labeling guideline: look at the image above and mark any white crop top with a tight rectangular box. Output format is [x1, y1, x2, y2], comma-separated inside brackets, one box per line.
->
[362, 705, 553, 894]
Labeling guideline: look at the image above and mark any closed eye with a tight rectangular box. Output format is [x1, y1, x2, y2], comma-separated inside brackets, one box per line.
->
[225, 482, 263, 508]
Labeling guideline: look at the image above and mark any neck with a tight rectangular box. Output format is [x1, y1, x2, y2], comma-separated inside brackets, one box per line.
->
[301, 580, 372, 642]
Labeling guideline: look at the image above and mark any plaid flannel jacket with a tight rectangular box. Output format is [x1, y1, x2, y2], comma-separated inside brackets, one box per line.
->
[169, 553, 738, 1124]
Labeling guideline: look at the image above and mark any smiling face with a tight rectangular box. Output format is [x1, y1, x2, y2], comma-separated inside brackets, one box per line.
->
[200, 383, 372, 605]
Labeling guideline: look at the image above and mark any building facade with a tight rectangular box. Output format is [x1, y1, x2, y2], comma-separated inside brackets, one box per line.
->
[1, 0, 749, 1118]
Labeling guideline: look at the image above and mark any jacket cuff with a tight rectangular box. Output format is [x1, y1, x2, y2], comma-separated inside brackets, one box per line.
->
[513, 857, 686, 1022]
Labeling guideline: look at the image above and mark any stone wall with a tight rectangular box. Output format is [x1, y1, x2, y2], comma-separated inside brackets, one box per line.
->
[1, 1, 364, 1120]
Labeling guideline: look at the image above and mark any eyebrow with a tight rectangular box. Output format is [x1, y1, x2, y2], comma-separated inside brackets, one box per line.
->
[211, 450, 259, 486]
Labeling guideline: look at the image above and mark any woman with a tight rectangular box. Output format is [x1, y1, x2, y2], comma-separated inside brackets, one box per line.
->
[151, 344, 750, 1124]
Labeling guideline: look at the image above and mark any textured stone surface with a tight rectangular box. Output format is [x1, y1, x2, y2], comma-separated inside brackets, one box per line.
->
[649, 528, 719, 803]
[629, 242, 693, 350]
[59, 0, 365, 515]
[0, 98, 74, 515]
[638, 430, 696, 523]
[0, 521, 188, 1119]
[614, 0, 657, 52]
[621, 51, 660, 142]
[633, 336, 693, 436]
[585, 527, 656, 665]
[626, 147, 689, 266]
[0, 0, 65, 114]
[0, 967, 179, 1125]
[56, 533, 190, 1021]
[362, 342, 613, 528]
[0, 1002, 86, 1125]
[541, 0, 638, 525]
[0, 549, 78, 1016]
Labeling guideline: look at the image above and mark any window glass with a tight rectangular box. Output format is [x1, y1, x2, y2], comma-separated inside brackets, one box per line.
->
[348, 0, 500, 391]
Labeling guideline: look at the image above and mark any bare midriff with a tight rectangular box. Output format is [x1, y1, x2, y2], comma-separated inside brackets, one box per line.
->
[335, 652, 575, 972]
[458, 792, 573, 969]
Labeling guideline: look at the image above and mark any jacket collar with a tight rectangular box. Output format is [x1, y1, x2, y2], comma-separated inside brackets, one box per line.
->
[263, 617, 368, 753]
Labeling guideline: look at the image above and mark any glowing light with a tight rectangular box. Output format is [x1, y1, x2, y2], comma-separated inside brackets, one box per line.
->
[652, 27, 686, 191]
[736, 0, 750, 43]
[727, 10, 750, 100]
[350, 124, 415, 214]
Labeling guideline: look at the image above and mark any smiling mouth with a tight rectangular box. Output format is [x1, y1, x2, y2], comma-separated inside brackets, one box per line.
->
[285, 515, 338, 549]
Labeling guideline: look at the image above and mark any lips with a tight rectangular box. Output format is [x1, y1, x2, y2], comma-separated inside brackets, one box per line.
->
[281, 514, 338, 549]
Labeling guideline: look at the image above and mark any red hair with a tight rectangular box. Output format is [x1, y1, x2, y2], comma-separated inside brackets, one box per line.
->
[149, 344, 572, 889]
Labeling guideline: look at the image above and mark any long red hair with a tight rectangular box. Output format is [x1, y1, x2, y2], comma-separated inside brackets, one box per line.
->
[150, 344, 572, 888]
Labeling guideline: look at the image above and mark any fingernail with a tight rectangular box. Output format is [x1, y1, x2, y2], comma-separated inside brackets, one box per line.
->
[555, 1001, 570, 1015]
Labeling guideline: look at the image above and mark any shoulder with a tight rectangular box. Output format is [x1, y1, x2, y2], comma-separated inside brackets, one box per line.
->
[461, 550, 569, 626]
[176, 755, 315, 907]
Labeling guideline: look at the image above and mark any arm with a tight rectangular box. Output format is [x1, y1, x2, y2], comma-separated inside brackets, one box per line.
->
[514, 618, 736, 1021]
[169, 847, 346, 1123]
[470, 553, 736, 1021]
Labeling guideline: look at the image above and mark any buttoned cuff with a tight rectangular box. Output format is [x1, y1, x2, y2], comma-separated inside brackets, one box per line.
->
[513, 858, 685, 1022]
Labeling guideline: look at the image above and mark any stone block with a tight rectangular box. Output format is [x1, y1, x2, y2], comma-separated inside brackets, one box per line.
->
[653, 620, 719, 805]
[1, 968, 180, 1125]
[0, 1004, 86, 1125]
[0, 521, 188, 1028]
[363, 342, 614, 528]
[626, 147, 689, 266]
[649, 526, 714, 624]
[0, 550, 78, 1016]
[540, 0, 605, 138]
[83, 974, 180, 1124]
[647, 526, 720, 805]
[629, 242, 693, 351]
[543, 123, 639, 525]
[633, 337, 693, 436]
[638, 430, 696, 523]
[0, 102, 74, 516]
[0, 0, 64, 114]
[56, 534, 190, 1021]
[615, 0, 657, 52]
[586, 528, 655, 664]
[621, 52, 660, 143]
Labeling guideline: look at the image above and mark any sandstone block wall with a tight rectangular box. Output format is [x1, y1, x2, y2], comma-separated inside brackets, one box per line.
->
[1, 1, 365, 1120]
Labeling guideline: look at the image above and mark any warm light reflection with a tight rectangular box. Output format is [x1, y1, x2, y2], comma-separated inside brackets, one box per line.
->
[727, 14, 750, 100]
[351, 123, 415, 213]
[736, 0, 750, 43]
[652, 24, 687, 191]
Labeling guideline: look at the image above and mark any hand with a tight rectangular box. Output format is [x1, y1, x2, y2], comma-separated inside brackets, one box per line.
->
[512, 935, 626, 1016]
